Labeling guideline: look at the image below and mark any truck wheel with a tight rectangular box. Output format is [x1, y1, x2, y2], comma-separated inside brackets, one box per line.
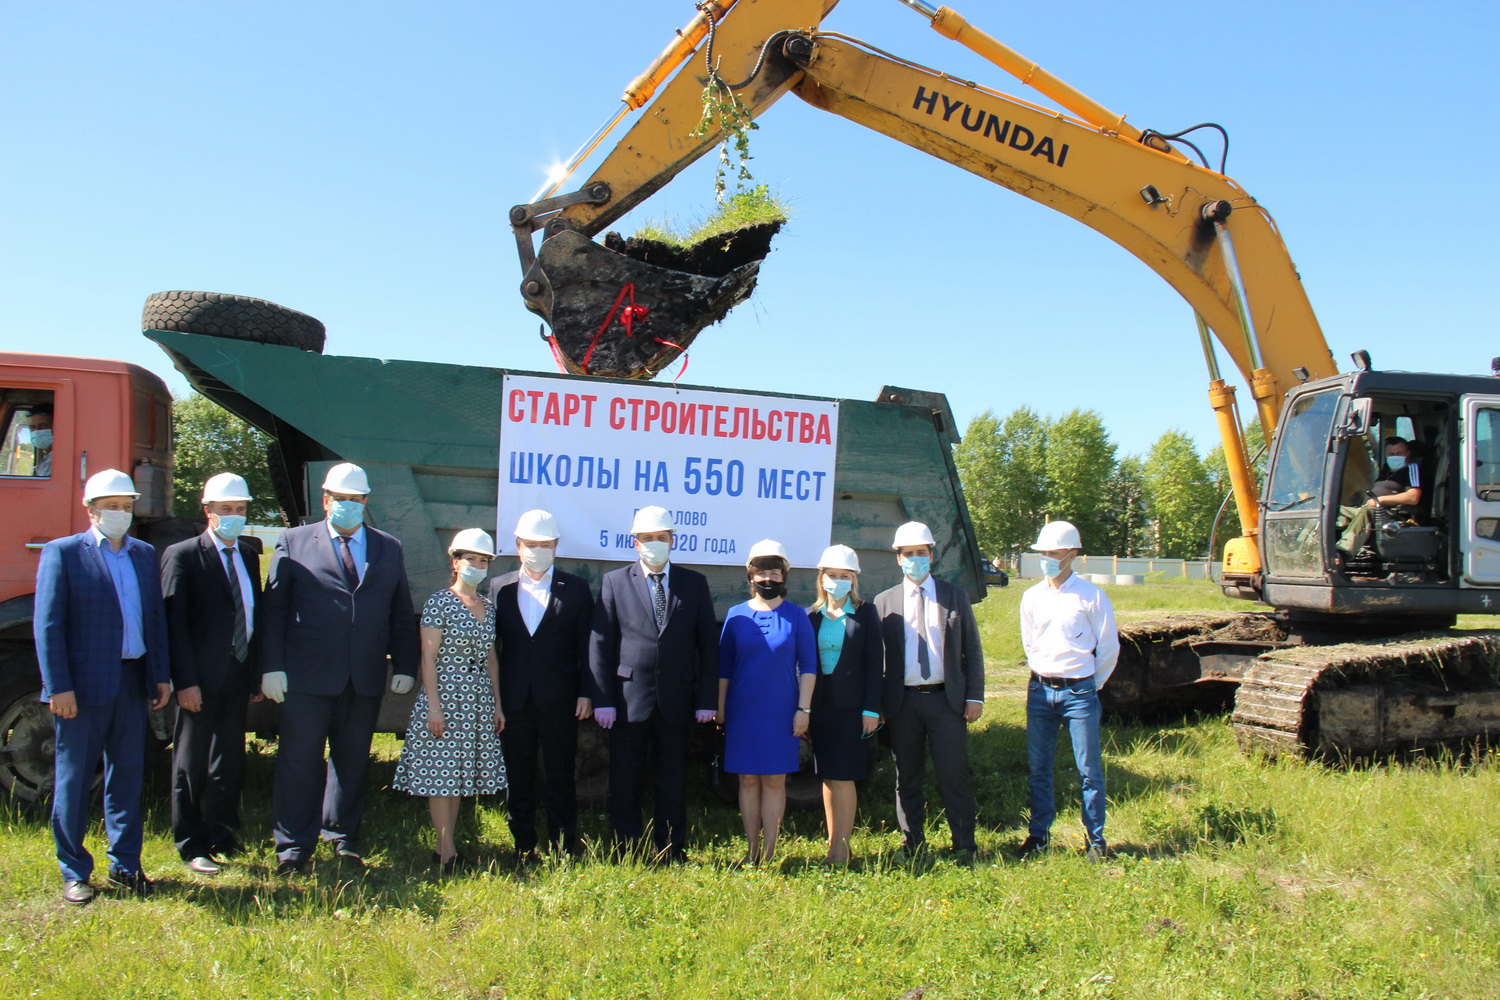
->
[142, 291, 326, 354]
[0, 668, 56, 805]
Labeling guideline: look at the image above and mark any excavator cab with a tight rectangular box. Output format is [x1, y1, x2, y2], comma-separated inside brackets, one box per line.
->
[1259, 369, 1500, 618]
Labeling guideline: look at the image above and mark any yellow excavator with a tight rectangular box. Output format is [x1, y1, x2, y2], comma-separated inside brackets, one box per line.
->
[511, 0, 1500, 756]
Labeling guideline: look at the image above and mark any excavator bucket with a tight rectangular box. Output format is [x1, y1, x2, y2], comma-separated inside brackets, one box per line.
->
[527, 221, 781, 380]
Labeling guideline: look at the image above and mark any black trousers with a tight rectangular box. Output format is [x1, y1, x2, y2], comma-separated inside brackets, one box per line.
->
[608, 709, 690, 851]
[500, 695, 580, 853]
[889, 689, 977, 850]
[171, 682, 249, 859]
[272, 684, 380, 861]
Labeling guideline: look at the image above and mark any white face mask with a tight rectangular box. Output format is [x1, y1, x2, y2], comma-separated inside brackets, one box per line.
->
[456, 563, 488, 588]
[519, 544, 555, 575]
[95, 508, 133, 539]
[638, 539, 671, 569]
[30, 429, 52, 451]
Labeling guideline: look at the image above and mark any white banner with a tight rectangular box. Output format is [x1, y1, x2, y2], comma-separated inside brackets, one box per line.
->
[498, 374, 840, 567]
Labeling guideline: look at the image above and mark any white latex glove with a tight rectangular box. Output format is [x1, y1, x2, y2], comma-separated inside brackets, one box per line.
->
[695, 710, 717, 724]
[262, 671, 288, 704]
[593, 707, 617, 730]
[390, 674, 415, 695]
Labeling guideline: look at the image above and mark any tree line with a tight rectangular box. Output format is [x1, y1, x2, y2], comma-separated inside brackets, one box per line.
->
[954, 407, 1266, 561]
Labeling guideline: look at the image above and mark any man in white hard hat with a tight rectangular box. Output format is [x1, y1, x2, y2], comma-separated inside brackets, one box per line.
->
[259, 461, 420, 873]
[1018, 519, 1118, 862]
[484, 509, 596, 863]
[34, 469, 172, 905]
[159, 472, 263, 875]
[874, 521, 986, 860]
[589, 504, 718, 862]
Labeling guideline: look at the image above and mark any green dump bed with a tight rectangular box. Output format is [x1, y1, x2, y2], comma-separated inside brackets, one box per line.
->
[147, 329, 984, 614]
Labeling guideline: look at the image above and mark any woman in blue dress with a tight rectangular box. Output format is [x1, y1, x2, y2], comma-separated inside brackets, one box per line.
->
[717, 539, 817, 864]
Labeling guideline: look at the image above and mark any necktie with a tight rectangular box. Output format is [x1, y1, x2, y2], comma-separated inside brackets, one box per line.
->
[223, 547, 249, 662]
[649, 572, 666, 631]
[339, 535, 360, 590]
[914, 586, 932, 680]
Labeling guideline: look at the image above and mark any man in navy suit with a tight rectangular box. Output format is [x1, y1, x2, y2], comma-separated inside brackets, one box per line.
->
[34, 469, 172, 905]
[875, 521, 986, 860]
[485, 509, 595, 862]
[589, 505, 718, 862]
[160, 472, 263, 875]
[259, 462, 419, 873]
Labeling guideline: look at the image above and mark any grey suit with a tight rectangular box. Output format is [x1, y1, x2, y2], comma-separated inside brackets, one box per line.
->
[260, 521, 418, 861]
[875, 576, 985, 852]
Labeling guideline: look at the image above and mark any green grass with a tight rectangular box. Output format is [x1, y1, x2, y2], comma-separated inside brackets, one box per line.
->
[4, 582, 1498, 998]
[631, 184, 788, 248]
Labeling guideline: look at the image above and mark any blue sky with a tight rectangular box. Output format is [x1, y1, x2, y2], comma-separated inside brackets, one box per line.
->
[4, 1, 1497, 459]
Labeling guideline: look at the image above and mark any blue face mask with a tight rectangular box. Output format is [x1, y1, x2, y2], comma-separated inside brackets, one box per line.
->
[899, 555, 930, 582]
[328, 499, 365, 530]
[822, 576, 852, 601]
[1039, 556, 1064, 579]
[1386, 455, 1406, 472]
[457, 563, 487, 588]
[212, 514, 247, 542]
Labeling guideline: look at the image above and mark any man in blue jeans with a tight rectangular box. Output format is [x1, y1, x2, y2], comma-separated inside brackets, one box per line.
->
[1018, 520, 1118, 861]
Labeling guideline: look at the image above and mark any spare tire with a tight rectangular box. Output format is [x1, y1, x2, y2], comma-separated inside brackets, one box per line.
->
[143, 290, 326, 353]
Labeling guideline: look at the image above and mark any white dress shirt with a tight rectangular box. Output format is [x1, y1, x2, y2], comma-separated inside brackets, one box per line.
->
[518, 566, 553, 636]
[901, 575, 945, 685]
[210, 530, 256, 639]
[1019, 572, 1119, 687]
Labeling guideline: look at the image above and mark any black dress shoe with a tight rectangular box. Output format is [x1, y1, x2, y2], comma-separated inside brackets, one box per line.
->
[1017, 835, 1049, 859]
[106, 870, 154, 896]
[185, 856, 222, 875]
[276, 859, 307, 876]
[210, 839, 246, 859]
[334, 847, 365, 866]
[62, 880, 95, 906]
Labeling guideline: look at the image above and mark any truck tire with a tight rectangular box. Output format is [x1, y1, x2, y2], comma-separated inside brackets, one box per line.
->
[0, 655, 57, 806]
[142, 290, 326, 354]
[266, 439, 302, 527]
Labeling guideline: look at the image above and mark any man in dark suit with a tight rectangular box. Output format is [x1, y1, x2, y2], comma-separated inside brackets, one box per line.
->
[875, 520, 986, 859]
[259, 462, 419, 873]
[160, 472, 262, 875]
[589, 505, 718, 862]
[34, 469, 172, 905]
[485, 509, 595, 862]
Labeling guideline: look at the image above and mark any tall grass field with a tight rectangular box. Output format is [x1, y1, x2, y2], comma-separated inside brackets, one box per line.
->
[3, 582, 1497, 998]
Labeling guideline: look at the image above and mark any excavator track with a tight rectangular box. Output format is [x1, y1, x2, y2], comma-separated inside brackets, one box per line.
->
[1232, 632, 1500, 758]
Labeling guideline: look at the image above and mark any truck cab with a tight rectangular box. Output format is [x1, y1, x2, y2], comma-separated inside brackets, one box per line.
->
[1255, 369, 1500, 618]
[0, 353, 174, 801]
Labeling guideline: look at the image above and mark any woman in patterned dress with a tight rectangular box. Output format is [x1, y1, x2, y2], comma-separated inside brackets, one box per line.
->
[394, 528, 507, 870]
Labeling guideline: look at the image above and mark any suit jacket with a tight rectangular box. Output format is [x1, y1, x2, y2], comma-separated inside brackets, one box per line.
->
[34, 531, 171, 705]
[259, 521, 419, 698]
[807, 600, 885, 715]
[589, 562, 718, 723]
[875, 577, 985, 718]
[160, 531, 262, 696]
[485, 569, 595, 715]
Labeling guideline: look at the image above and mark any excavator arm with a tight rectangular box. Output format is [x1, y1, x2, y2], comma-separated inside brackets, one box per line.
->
[512, 0, 1342, 568]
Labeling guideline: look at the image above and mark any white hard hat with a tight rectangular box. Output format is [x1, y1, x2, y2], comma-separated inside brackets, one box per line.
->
[891, 521, 936, 550]
[321, 462, 371, 495]
[631, 505, 675, 534]
[1031, 520, 1082, 551]
[816, 544, 861, 573]
[514, 509, 560, 541]
[201, 472, 253, 503]
[448, 528, 497, 557]
[746, 538, 790, 568]
[83, 469, 140, 502]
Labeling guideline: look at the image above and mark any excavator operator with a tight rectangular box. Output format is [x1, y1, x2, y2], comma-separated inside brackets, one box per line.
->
[1337, 436, 1428, 558]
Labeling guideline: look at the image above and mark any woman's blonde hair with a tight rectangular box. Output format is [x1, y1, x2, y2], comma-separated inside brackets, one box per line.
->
[809, 570, 861, 613]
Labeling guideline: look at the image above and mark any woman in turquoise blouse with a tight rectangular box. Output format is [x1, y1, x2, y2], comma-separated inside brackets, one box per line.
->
[805, 544, 884, 864]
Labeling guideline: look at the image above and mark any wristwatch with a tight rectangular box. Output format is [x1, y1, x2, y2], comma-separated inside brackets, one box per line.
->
[796, 707, 811, 715]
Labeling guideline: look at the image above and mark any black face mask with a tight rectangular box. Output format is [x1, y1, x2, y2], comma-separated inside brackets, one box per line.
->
[753, 580, 786, 600]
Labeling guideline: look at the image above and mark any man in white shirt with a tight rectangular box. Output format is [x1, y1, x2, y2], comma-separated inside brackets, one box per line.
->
[1018, 520, 1119, 861]
[485, 510, 595, 863]
[874, 521, 985, 859]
